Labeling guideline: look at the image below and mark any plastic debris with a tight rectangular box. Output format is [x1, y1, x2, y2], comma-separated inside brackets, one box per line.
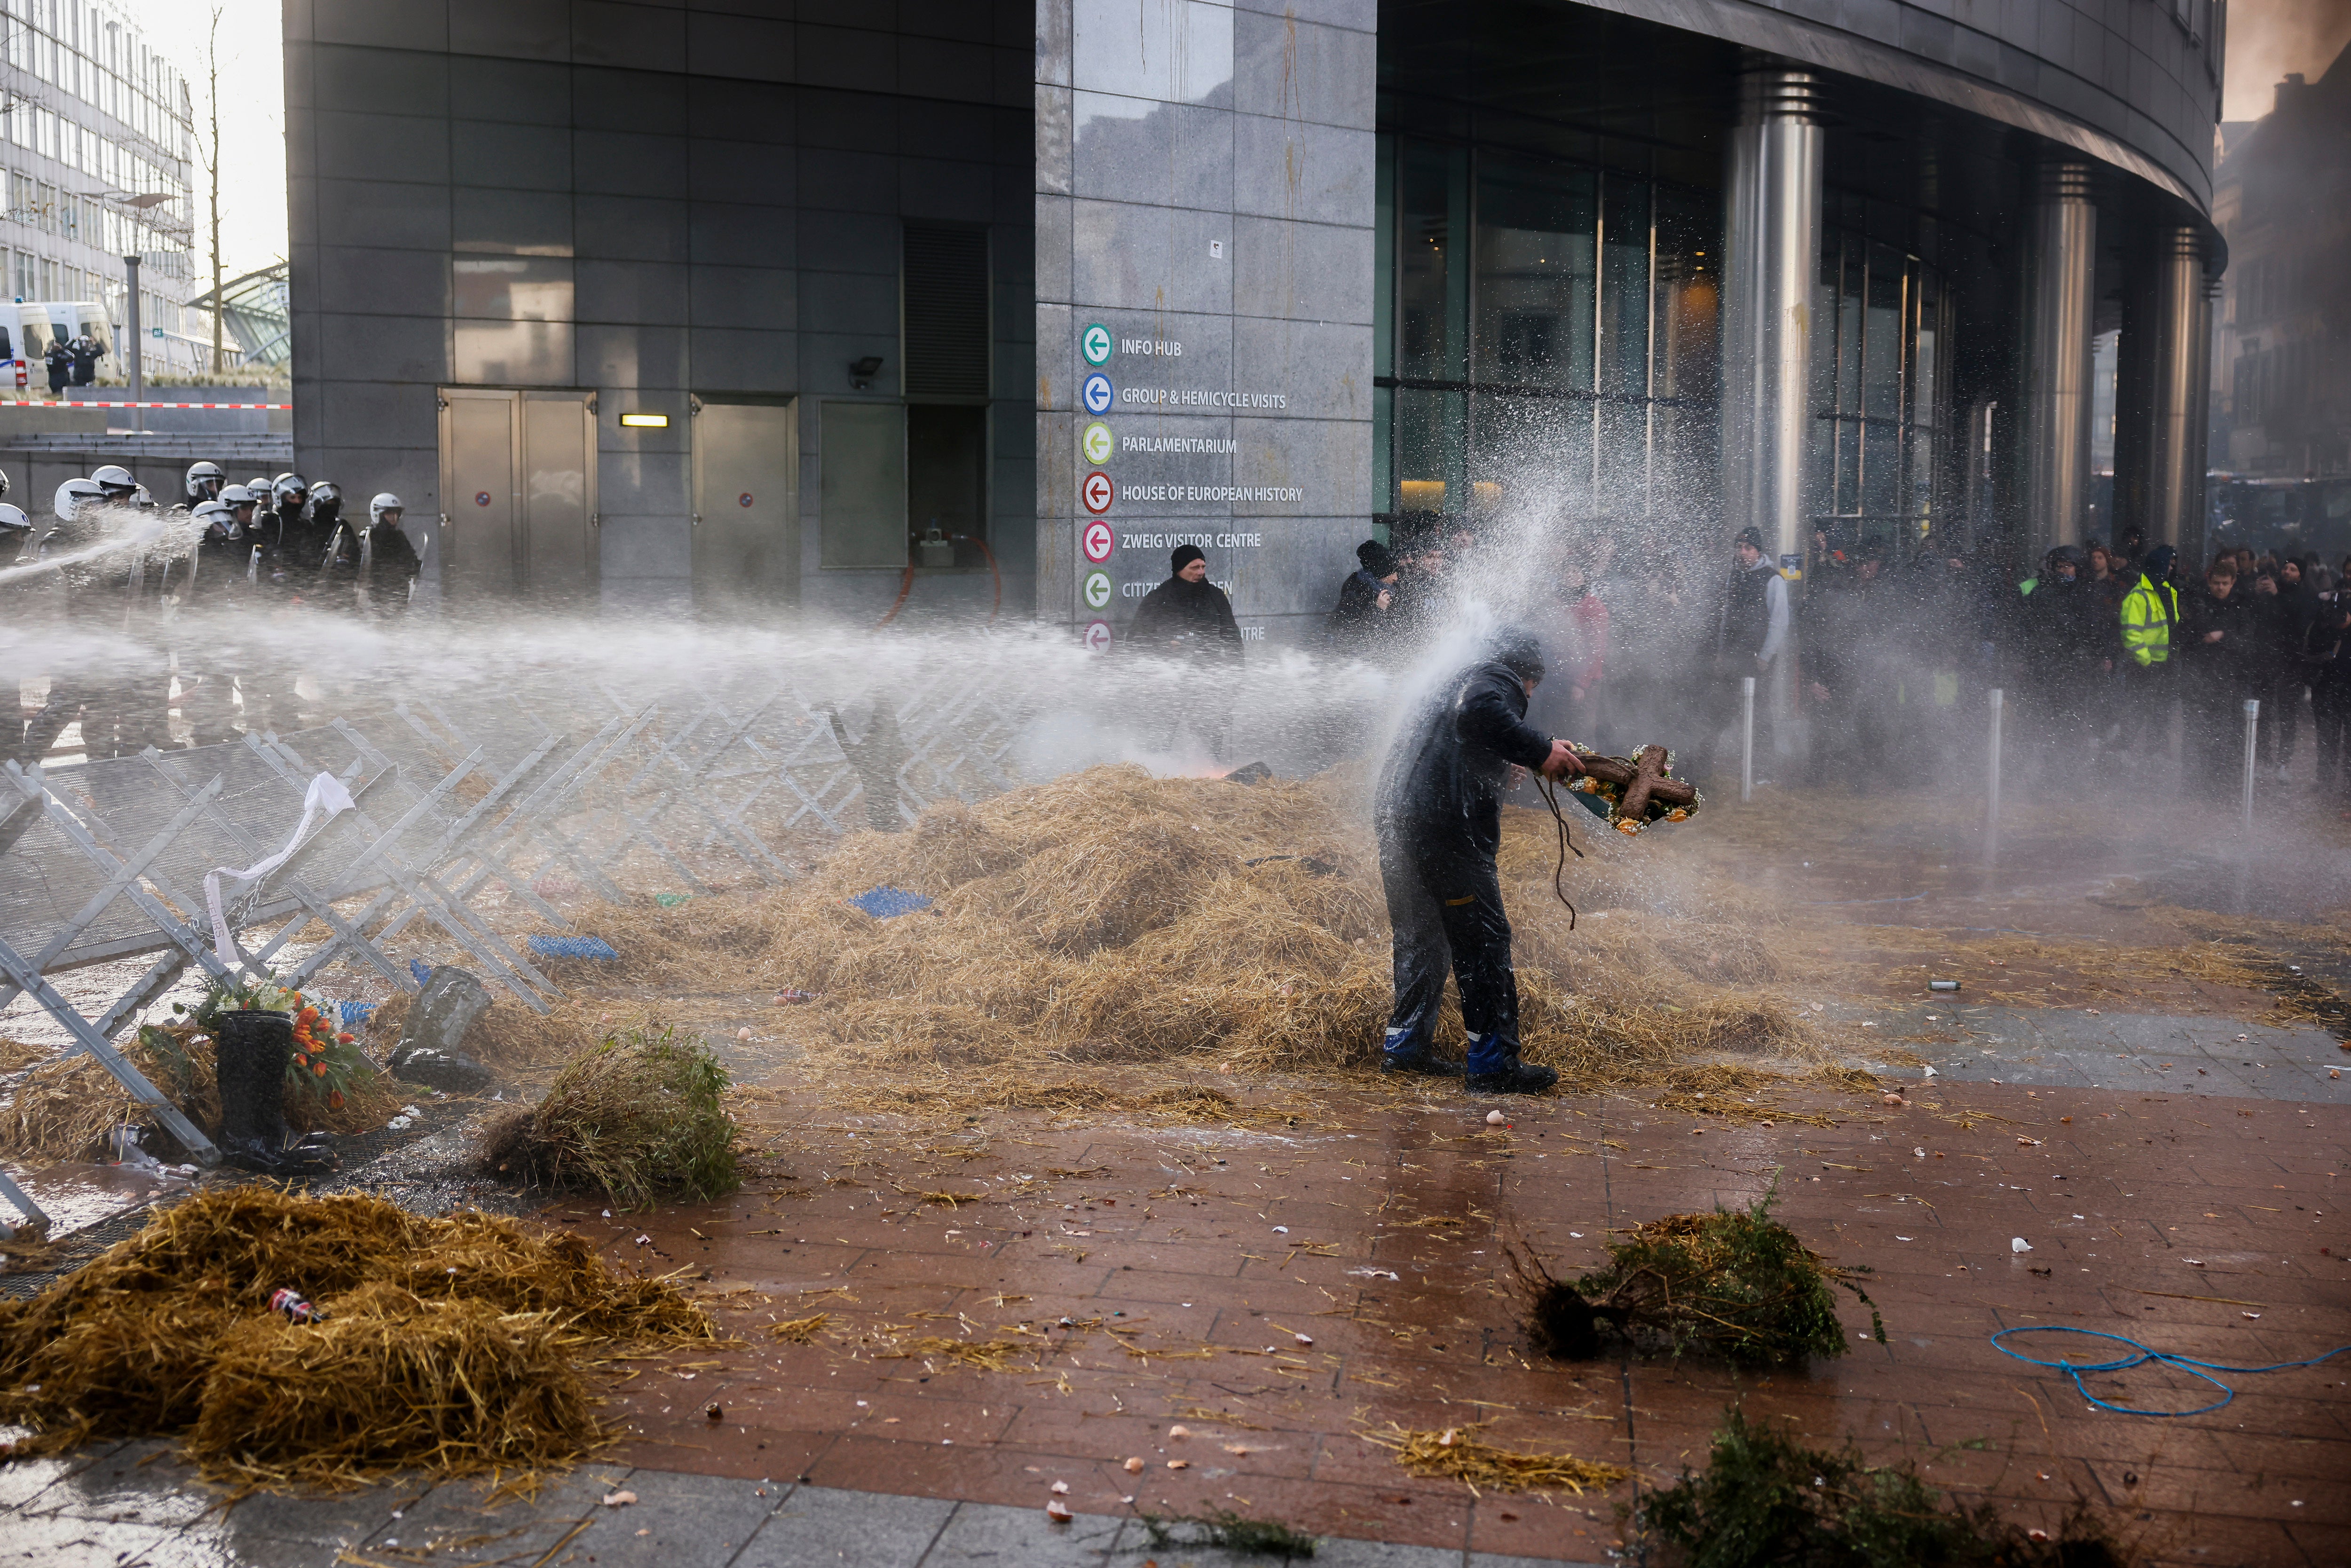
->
[845, 885, 933, 920]
[1046, 1498, 1073, 1521]
[1166, 1459, 1189, 1470]
[1124, 1457, 1145, 1473]
[1168, 1424, 1191, 1438]
[602, 1490, 637, 1507]
[2011, 1238, 2032, 1253]
[268, 1288, 326, 1323]
[774, 988, 820, 1005]
[705, 1403, 723, 1420]
[1050, 1480, 1070, 1494]
[1928, 979, 1960, 992]
[1486, 1110, 1507, 1125]
[654, 893, 690, 908]
[527, 935, 621, 961]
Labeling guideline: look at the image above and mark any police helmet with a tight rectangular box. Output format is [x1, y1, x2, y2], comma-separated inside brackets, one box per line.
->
[272, 473, 308, 505]
[91, 463, 139, 498]
[0, 502, 31, 535]
[54, 477, 105, 521]
[369, 492, 405, 527]
[220, 483, 258, 509]
[185, 460, 226, 501]
[0, 465, 11, 497]
[246, 476, 271, 499]
[191, 500, 237, 539]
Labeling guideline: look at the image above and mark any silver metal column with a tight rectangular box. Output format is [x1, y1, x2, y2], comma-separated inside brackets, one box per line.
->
[2142, 226, 2209, 556]
[1720, 63, 1823, 567]
[2022, 163, 2097, 557]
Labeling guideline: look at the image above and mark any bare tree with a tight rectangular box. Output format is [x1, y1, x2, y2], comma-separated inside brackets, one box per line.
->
[197, 5, 224, 373]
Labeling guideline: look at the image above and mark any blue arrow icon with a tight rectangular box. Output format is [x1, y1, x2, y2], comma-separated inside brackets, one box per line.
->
[1081, 373, 1114, 415]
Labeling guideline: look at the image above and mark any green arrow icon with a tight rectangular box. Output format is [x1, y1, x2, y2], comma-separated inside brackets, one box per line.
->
[1081, 323, 1113, 365]
[1082, 570, 1113, 610]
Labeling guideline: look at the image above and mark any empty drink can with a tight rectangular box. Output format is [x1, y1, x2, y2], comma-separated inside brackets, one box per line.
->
[1927, 979, 1960, 993]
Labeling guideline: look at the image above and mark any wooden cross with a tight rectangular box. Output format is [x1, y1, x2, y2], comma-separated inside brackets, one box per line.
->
[1575, 744, 1694, 821]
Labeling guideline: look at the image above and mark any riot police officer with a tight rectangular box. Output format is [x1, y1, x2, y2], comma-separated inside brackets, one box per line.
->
[184, 460, 226, 505]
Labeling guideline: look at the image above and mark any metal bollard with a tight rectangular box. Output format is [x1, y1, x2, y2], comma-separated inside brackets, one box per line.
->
[2241, 698, 2261, 833]
[1984, 687, 2004, 863]
[1740, 676, 1756, 803]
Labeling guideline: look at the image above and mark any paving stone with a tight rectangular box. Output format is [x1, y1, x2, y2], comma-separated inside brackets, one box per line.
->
[920, 1498, 1128, 1564]
[29, 1442, 219, 1527]
[0, 1446, 117, 1514]
[573, 1470, 786, 1568]
[733, 1484, 955, 1566]
[0, 1511, 167, 1568]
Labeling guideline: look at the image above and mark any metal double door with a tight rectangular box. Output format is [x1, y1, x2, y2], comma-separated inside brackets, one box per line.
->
[438, 387, 598, 602]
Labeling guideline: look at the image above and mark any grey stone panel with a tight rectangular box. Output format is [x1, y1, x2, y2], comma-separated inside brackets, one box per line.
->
[577, 195, 694, 263]
[578, 322, 686, 390]
[1036, 513, 1077, 618]
[919, 1499, 1127, 1565]
[1237, 412, 1372, 518]
[448, 0, 568, 62]
[575, 130, 692, 197]
[799, 330, 900, 396]
[1236, 0, 1377, 30]
[797, 269, 899, 337]
[1068, 199, 1233, 317]
[453, 318, 578, 385]
[571, 1, 687, 73]
[1034, 301, 1073, 406]
[1233, 9, 1377, 130]
[690, 202, 798, 269]
[600, 512, 694, 579]
[312, 0, 449, 52]
[1036, 84, 1073, 197]
[1037, 0, 1073, 88]
[690, 326, 800, 394]
[317, 311, 450, 385]
[1231, 114, 1373, 228]
[579, 259, 692, 327]
[1220, 514, 1377, 616]
[1071, 0, 1235, 103]
[311, 41, 451, 118]
[453, 187, 575, 257]
[792, 210, 897, 278]
[317, 243, 449, 317]
[314, 109, 450, 184]
[317, 178, 453, 253]
[452, 119, 575, 191]
[899, 158, 1001, 224]
[1036, 193, 1073, 306]
[1231, 214, 1375, 326]
[289, 244, 322, 314]
[898, 98, 1002, 161]
[574, 66, 690, 134]
[1232, 316, 1373, 422]
[798, 88, 900, 155]
[1070, 95, 1231, 216]
[318, 380, 442, 452]
[686, 12, 798, 82]
[448, 54, 574, 122]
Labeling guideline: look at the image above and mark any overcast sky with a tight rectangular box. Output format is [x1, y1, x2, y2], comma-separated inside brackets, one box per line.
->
[2223, 0, 2351, 120]
[118, 0, 284, 283]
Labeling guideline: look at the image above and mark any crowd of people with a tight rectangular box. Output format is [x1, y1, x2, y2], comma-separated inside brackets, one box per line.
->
[2, 461, 420, 767]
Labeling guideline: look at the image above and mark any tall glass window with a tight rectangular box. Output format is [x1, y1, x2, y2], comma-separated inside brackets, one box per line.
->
[1807, 229, 1950, 554]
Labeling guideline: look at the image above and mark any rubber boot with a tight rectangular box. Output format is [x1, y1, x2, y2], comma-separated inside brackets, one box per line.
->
[215, 1010, 339, 1176]
[1464, 1032, 1558, 1095]
[1380, 1026, 1463, 1078]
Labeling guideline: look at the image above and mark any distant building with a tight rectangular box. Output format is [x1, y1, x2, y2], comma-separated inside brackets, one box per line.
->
[2213, 46, 2351, 484]
[190, 260, 288, 371]
[0, 0, 197, 379]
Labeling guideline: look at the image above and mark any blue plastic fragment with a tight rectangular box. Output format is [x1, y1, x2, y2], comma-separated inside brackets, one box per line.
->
[846, 885, 933, 920]
[528, 935, 622, 961]
[335, 1001, 377, 1030]
[409, 958, 433, 986]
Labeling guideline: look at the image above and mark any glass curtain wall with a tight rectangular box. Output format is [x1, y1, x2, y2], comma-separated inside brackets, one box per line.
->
[1806, 219, 1952, 556]
[1373, 135, 1720, 535]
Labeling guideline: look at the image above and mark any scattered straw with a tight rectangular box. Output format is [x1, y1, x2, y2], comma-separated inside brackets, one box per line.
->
[764, 1313, 830, 1344]
[1365, 1421, 1630, 1496]
[875, 1334, 1028, 1372]
[0, 1188, 714, 1487]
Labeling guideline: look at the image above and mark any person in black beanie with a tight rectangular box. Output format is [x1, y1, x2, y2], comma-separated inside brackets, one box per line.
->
[1326, 538, 1399, 655]
[1129, 544, 1244, 662]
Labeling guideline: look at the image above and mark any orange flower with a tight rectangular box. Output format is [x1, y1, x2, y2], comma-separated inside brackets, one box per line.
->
[328, 1089, 344, 1109]
[337, 1033, 355, 1045]
[298, 1007, 319, 1024]
[312, 1062, 328, 1077]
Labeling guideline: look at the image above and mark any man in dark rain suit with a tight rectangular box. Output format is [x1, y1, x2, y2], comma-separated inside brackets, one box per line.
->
[1375, 628, 1584, 1095]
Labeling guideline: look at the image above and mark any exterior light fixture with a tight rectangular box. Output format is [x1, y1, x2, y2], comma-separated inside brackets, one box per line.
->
[848, 355, 884, 390]
[619, 412, 669, 428]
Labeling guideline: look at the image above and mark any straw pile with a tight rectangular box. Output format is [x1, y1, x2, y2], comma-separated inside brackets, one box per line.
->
[0, 1188, 714, 1486]
[1365, 1421, 1630, 1496]
[476, 1024, 741, 1209]
[567, 765, 1824, 1093]
[0, 1024, 401, 1163]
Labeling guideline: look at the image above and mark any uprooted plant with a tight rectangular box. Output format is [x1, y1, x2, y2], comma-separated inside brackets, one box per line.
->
[1509, 1180, 1882, 1366]
[1637, 1405, 2134, 1568]
[476, 1024, 740, 1210]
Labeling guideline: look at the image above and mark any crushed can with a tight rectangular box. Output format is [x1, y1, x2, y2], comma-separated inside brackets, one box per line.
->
[269, 1287, 327, 1322]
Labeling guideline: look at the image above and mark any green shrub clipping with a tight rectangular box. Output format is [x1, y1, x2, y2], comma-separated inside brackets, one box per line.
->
[480, 1025, 739, 1210]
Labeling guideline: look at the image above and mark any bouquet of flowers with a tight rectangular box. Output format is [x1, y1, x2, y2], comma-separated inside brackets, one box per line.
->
[182, 972, 372, 1110]
[1561, 742, 1702, 836]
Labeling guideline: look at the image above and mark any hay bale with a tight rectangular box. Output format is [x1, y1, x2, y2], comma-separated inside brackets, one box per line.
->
[478, 1025, 740, 1210]
[0, 1188, 712, 1484]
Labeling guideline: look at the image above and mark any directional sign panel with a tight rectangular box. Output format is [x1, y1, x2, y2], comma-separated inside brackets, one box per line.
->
[1082, 570, 1113, 610]
[1081, 519, 1115, 562]
[1081, 373, 1114, 415]
[1080, 470, 1114, 514]
[1083, 621, 1114, 653]
[1081, 420, 1114, 465]
[1080, 323, 1113, 365]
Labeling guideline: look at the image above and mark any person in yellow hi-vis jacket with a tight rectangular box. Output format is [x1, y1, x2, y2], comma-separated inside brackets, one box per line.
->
[2118, 543, 2181, 756]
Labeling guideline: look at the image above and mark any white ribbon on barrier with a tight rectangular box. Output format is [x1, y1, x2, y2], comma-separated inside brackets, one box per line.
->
[205, 771, 355, 963]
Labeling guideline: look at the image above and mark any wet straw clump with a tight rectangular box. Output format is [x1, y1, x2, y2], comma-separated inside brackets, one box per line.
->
[476, 1024, 740, 1210]
[1638, 1405, 2132, 1568]
[0, 1188, 715, 1487]
[1514, 1184, 1882, 1366]
[1364, 1420, 1630, 1496]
